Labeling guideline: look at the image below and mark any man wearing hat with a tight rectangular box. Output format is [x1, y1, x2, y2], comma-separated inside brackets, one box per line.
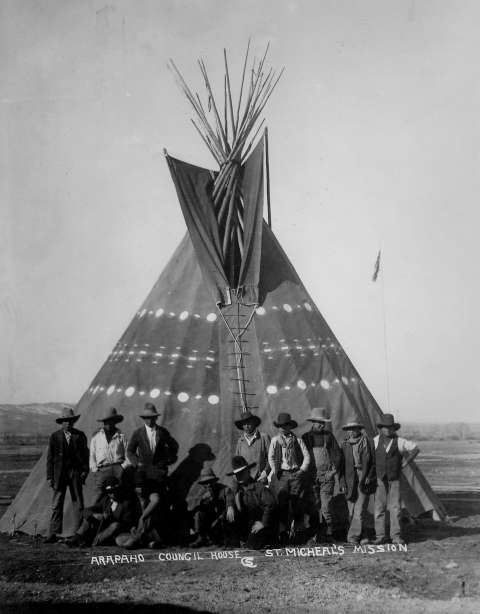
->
[89, 407, 131, 505]
[338, 421, 376, 545]
[373, 414, 419, 545]
[67, 477, 140, 547]
[127, 403, 179, 544]
[225, 456, 276, 549]
[186, 467, 228, 548]
[234, 411, 271, 482]
[45, 406, 89, 543]
[301, 407, 343, 542]
[268, 412, 310, 543]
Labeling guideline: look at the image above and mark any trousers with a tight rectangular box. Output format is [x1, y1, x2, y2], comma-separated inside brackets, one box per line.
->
[49, 472, 84, 536]
[346, 490, 369, 542]
[375, 478, 401, 540]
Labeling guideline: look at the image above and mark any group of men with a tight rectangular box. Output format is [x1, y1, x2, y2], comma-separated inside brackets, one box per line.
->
[45, 402, 419, 550]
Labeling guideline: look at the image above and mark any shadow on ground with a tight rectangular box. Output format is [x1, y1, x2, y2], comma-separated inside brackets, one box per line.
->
[2, 604, 212, 614]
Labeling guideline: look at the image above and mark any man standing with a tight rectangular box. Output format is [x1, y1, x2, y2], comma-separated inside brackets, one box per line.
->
[234, 411, 271, 482]
[89, 407, 131, 505]
[268, 412, 310, 543]
[373, 414, 419, 545]
[225, 456, 276, 549]
[338, 421, 376, 545]
[45, 406, 89, 543]
[301, 407, 343, 542]
[127, 403, 179, 546]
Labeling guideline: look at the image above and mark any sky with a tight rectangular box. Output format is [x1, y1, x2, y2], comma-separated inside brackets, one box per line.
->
[1, 0, 479, 422]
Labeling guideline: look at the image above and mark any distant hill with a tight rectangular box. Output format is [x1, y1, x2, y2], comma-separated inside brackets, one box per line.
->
[0, 404, 479, 443]
[0, 403, 67, 443]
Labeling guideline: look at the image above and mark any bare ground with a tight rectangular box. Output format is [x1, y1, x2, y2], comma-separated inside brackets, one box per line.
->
[0, 492, 479, 614]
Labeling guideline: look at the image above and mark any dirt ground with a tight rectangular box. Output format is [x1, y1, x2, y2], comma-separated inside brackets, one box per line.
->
[0, 492, 479, 614]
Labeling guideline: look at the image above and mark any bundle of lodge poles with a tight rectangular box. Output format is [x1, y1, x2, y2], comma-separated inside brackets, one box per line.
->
[168, 41, 283, 286]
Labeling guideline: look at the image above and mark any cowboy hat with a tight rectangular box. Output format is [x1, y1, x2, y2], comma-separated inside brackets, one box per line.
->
[139, 402, 160, 418]
[234, 410, 261, 430]
[226, 455, 256, 476]
[55, 406, 80, 424]
[376, 413, 401, 430]
[97, 406, 123, 424]
[307, 407, 332, 423]
[103, 477, 121, 492]
[197, 467, 219, 484]
[341, 421, 364, 431]
[273, 412, 298, 429]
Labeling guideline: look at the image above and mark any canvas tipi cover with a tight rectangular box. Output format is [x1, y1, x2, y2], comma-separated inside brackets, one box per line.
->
[0, 141, 445, 536]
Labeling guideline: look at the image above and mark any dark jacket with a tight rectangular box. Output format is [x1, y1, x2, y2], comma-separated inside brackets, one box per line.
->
[103, 496, 140, 530]
[301, 429, 343, 479]
[46, 428, 89, 490]
[339, 435, 376, 500]
[227, 480, 276, 528]
[127, 425, 179, 470]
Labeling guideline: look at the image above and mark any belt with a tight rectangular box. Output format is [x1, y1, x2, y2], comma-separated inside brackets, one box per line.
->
[281, 468, 299, 473]
[98, 461, 123, 469]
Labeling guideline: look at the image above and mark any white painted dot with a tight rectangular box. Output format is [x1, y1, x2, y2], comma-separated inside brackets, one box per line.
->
[195, 394, 202, 399]
[256, 307, 266, 316]
[169, 312, 175, 317]
[284, 385, 291, 391]
[272, 306, 279, 311]
[179, 311, 189, 321]
[148, 310, 154, 315]
[304, 302, 313, 312]
[341, 376, 349, 385]
[165, 391, 172, 396]
[150, 388, 160, 399]
[351, 377, 357, 383]
[283, 303, 293, 313]
[297, 380, 307, 390]
[106, 385, 116, 396]
[93, 385, 99, 394]
[125, 386, 135, 397]
[139, 309, 147, 318]
[116, 388, 122, 393]
[320, 379, 331, 390]
[171, 353, 179, 359]
[206, 313, 217, 322]
[139, 391, 145, 396]
[194, 314, 201, 318]
[208, 395, 220, 405]
[266, 385, 278, 394]
[178, 392, 189, 403]
[155, 352, 163, 357]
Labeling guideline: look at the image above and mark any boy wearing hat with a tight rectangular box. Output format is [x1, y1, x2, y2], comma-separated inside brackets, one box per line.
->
[45, 406, 89, 543]
[89, 407, 131, 505]
[127, 403, 179, 545]
[234, 411, 271, 482]
[67, 477, 140, 547]
[268, 412, 310, 543]
[338, 421, 376, 545]
[186, 467, 228, 548]
[301, 407, 343, 542]
[225, 456, 276, 549]
[373, 414, 419, 545]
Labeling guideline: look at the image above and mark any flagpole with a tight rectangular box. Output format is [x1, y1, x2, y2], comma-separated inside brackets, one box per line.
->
[379, 253, 392, 413]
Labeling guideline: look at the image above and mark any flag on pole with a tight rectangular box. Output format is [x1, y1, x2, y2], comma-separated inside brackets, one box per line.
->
[372, 250, 381, 282]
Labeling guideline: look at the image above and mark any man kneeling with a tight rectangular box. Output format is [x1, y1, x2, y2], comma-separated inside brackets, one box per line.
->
[225, 456, 276, 550]
[67, 477, 140, 547]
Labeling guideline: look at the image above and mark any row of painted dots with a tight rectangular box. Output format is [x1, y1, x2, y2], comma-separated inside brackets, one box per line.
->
[136, 302, 313, 321]
[266, 376, 357, 394]
[91, 384, 221, 406]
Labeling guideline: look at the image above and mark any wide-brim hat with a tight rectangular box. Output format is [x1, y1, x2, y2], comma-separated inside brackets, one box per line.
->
[226, 455, 256, 476]
[97, 406, 123, 424]
[103, 477, 121, 492]
[307, 407, 332, 423]
[56, 406, 80, 424]
[273, 412, 298, 429]
[342, 421, 364, 431]
[234, 410, 261, 430]
[376, 413, 401, 430]
[197, 467, 219, 484]
[139, 402, 160, 418]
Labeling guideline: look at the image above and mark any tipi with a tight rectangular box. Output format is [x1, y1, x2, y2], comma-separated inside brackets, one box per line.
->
[0, 46, 445, 536]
